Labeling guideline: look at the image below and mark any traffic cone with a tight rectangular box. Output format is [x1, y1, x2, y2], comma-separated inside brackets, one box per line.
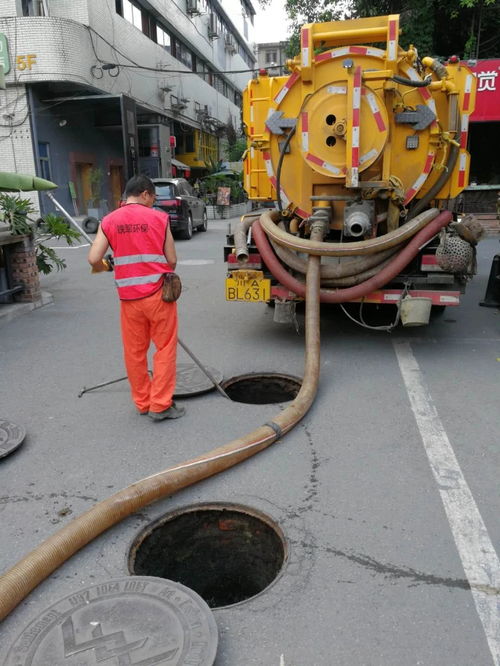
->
[479, 253, 500, 308]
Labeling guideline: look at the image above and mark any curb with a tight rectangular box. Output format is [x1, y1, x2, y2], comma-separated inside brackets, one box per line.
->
[0, 290, 53, 327]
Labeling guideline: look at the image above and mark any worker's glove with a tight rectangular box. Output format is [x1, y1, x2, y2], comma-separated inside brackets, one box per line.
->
[91, 255, 114, 273]
[105, 253, 115, 270]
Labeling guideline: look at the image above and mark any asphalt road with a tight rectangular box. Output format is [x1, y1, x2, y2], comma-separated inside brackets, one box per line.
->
[0, 217, 499, 666]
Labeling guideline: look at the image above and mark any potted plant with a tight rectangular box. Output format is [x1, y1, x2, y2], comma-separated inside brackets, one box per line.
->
[0, 193, 80, 274]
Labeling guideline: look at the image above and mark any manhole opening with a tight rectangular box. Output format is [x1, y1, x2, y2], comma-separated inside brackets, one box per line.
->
[221, 373, 302, 404]
[129, 505, 286, 609]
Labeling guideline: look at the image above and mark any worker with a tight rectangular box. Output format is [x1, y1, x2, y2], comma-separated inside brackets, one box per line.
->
[87, 174, 185, 421]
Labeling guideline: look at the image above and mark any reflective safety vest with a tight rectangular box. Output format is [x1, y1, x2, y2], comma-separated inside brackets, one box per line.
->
[101, 204, 173, 300]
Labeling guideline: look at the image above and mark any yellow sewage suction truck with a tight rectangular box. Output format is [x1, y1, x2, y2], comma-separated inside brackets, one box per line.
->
[225, 14, 481, 327]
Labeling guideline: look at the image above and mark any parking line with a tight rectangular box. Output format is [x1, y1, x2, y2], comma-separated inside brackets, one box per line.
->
[394, 340, 500, 666]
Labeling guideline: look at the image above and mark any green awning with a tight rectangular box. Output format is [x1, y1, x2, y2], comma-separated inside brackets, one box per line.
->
[0, 172, 58, 192]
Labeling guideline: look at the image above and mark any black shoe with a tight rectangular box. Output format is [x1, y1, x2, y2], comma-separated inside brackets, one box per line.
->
[148, 402, 186, 421]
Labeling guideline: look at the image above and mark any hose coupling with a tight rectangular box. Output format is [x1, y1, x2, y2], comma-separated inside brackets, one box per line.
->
[422, 56, 448, 80]
[309, 206, 331, 240]
[344, 200, 375, 238]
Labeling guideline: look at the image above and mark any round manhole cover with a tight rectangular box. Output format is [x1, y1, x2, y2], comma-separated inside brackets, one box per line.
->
[174, 363, 223, 398]
[0, 419, 26, 459]
[4, 577, 218, 666]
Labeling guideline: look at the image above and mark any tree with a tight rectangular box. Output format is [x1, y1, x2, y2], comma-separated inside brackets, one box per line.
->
[224, 138, 246, 162]
[349, 0, 498, 60]
[280, 0, 499, 61]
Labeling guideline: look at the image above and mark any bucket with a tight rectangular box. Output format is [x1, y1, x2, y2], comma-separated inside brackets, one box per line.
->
[400, 296, 433, 327]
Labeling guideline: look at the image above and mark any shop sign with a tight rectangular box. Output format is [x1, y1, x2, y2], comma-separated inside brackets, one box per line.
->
[0, 33, 10, 75]
[466, 59, 500, 122]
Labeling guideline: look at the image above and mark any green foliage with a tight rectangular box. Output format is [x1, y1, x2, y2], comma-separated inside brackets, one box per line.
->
[35, 245, 67, 274]
[199, 171, 246, 204]
[205, 157, 225, 175]
[283, 0, 345, 59]
[281, 0, 499, 60]
[0, 194, 81, 274]
[225, 137, 247, 162]
[0, 194, 34, 235]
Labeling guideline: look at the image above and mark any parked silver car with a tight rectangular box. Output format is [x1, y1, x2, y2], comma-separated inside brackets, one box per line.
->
[152, 178, 207, 240]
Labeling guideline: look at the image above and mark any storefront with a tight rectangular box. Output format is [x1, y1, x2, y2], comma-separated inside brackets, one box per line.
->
[462, 59, 500, 213]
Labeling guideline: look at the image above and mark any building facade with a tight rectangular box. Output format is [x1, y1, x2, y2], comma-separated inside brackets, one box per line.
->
[0, 0, 256, 216]
[256, 40, 287, 75]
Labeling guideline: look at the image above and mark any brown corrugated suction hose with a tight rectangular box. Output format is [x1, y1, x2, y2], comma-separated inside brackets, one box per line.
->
[0, 228, 322, 622]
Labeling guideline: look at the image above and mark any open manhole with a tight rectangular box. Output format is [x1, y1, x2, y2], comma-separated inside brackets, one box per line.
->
[221, 372, 302, 404]
[129, 504, 287, 609]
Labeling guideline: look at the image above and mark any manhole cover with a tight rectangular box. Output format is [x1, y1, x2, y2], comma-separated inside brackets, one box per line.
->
[221, 373, 301, 404]
[129, 504, 287, 609]
[0, 419, 26, 459]
[174, 363, 223, 398]
[4, 576, 218, 666]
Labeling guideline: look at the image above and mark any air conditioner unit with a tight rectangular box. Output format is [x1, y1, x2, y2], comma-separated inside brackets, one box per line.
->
[170, 95, 187, 112]
[224, 33, 236, 54]
[208, 13, 219, 40]
[186, 0, 200, 15]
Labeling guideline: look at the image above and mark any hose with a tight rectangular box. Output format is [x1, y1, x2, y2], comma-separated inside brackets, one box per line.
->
[276, 127, 297, 213]
[270, 235, 400, 279]
[315, 256, 394, 287]
[391, 74, 432, 87]
[252, 210, 452, 303]
[408, 104, 460, 220]
[259, 208, 439, 256]
[234, 213, 261, 262]
[408, 144, 459, 220]
[0, 247, 322, 622]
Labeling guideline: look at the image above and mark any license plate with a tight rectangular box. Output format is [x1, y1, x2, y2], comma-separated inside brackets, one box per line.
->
[226, 270, 271, 302]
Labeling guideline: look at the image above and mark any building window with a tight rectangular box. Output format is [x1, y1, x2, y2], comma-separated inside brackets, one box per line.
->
[176, 42, 194, 70]
[38, 142, 52, 181]
[185, 133, 195, 153]
[122, 0, 142, 30]
[21, 0, 45, 16]
[157, 25, 171, 53]
[265, 51, 277, 64]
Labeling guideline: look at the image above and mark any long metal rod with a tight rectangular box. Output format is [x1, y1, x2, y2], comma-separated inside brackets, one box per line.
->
[177, 337, 231, 399]
[78, 338, 230, 400]
[45, 192, 94, 244]
[78, 376, 127, 398]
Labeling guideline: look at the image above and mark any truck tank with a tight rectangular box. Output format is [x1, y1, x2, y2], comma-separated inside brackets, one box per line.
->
[226, 14, 481, 326]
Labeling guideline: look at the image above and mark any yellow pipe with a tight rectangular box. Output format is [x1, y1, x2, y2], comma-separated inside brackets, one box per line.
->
[312, 26, 393, 45]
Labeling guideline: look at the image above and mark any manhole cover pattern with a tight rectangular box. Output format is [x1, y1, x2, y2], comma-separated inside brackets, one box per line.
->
[4, 576, 218, 666]
[129, 505, 287, 609]
[0, 419, 26, 459]
[174, 363, 223, 398]
[221, 373, 302, 404]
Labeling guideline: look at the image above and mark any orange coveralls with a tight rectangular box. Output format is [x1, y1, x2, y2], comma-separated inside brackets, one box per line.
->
[101, 204, 177, 413]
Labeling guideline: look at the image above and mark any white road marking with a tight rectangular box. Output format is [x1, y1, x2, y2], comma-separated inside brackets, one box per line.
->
[280, 655, 285, 666]
[393, 340, 500, 666]
[177, 259, 215, 266]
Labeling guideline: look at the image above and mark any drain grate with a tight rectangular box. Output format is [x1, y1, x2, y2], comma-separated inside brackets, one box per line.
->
[129, 504, 286, 609]
[221, 373, 301, 404]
